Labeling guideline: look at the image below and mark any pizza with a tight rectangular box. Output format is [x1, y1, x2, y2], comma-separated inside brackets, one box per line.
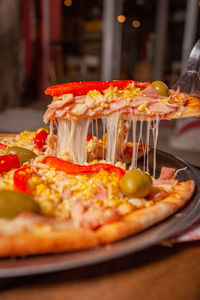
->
[0, 80, 198, 257]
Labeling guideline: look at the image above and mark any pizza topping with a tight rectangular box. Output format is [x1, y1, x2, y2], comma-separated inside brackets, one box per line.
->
[153, 167, 178, 186]
[0, 143, 8, 150]
[14, 130, 37, 148]
[8, 146, 37, 164]
[72, 200, 120, 230]
[43, 156, 126, 178]
[147, 190, 169, 201]
[0, 154, 21, 173]
[150, 81, 169, 97]
[45, 80, 149, 97]
[0, 190, 39, 219]
[120, 169, 152, 198]
[14, 166, 32, 194]
[33, 129, 48, 151]
[148, 102, 174, 114]
[159, 167, 176, 180]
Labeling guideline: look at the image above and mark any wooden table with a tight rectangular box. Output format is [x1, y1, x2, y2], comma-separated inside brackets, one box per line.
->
[1, 242, 200, 300]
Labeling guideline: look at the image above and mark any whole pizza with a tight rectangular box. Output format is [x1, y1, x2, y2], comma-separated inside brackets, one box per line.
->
[0, 80, 199, 257]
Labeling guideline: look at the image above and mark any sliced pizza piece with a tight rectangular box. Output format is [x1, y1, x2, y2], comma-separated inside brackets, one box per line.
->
[44, 80, 200, 121]
[43, 80, 200, 166]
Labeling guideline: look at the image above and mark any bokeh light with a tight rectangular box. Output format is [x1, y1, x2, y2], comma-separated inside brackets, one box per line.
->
[117, 15, 126, 23]
[132, 20, 141, 28]
[64, 0, 72, 7]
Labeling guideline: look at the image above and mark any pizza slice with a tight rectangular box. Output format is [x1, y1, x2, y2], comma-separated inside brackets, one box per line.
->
[44, 80, 200, 121]
[43, 80, 200, 169]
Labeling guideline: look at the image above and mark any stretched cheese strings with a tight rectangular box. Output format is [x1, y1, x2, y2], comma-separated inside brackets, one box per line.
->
[50, 113, 160, 176]
[95, 119, 98, 139]
[104, 112, 120, 162]
[152, 116, 160, 177]
[146, 121, 151, 172]
[57, 118, 90, 163]
[131, 118, 137, 169]
[136, 120, 143, 165]
[102, 118, 106, 160]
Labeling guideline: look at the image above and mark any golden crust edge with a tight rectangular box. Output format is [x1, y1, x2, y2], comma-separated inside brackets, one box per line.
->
[95, 180, 195, 243]
[0, 180, 195, 257]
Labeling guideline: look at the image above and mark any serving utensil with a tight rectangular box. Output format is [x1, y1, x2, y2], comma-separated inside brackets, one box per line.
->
[173, 39, 200, 98]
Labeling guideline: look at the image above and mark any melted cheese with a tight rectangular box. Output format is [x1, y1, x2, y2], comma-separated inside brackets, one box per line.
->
[46, 98, 161, 174]
[151, 116, 160, 177]
[57, 118, 90, 163]
[103, 111, 120, 162]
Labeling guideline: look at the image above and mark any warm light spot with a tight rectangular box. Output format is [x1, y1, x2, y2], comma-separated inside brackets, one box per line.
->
[132, 20, 141, 28]
[199, 0, 200, 7]
[64, 0, 72, 7]
[117, 15, 126, 23]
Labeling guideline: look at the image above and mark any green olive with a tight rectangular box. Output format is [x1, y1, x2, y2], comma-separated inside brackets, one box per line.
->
[8, 146, 37, 164]
[120, 169, 152, 198]
[0, 190, 40, 219]
[151, 81, 169, 97]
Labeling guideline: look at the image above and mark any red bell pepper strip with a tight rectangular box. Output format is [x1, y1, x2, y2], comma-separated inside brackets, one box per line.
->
[43, 156, 125, 178]
[87, 135, 93, 141]
[14, 166, 31, 194]
[0, 143, 7, 150]
[87, 136, 102, 142]
[33, 129, 48, 151]
[0, 154, 20, 173]
[45, 80, 150, 97]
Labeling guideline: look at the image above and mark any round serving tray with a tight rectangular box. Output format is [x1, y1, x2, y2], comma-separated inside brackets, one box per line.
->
[0, 150, 200, 279]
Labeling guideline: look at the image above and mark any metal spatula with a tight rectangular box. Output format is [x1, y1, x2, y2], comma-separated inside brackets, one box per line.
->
[172, 39, 200, 98]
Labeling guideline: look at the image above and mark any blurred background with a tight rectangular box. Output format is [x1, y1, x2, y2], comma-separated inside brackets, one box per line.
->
[0, 0, 199, 164]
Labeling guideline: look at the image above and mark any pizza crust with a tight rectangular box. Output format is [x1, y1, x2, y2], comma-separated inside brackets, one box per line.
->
[168, 95, 200, 119]
[0, 180, 194, 257]
[120, 95, 200, 121]
[96, 180, 195, 243]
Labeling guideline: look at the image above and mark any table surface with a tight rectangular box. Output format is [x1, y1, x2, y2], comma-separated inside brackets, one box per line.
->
[0, 242, 200, 300]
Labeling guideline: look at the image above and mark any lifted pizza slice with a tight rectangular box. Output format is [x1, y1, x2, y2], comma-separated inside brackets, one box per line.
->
[43, 80, 200, 171]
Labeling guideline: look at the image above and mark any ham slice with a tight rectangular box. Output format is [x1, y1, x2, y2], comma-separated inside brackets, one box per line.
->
[43, 95, 74, 123]
[149, 102, 175, 115]
[72, 199, 120, 230]
[80, 207, 120, 230]
[159, 167, 176, 180]
[91, 182, 108, 200]
[153, 167, 178, 185]
[142, 85, 161, 98]
[69, 103, 88, 116]
[71, 182, 119, 230]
